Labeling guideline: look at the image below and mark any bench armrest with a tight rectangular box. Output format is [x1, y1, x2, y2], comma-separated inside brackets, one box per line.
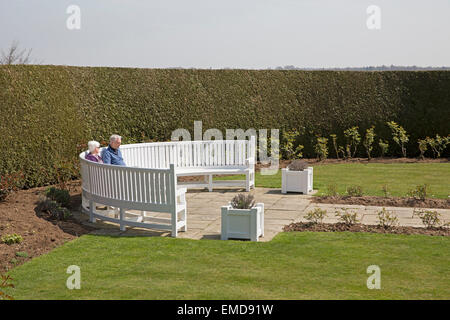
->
[176, 187, 187, 196]
[245, 157, 255, 166]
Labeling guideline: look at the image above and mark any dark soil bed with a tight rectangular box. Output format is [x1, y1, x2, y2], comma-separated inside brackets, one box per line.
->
[0, 181, 93, 272]
[312, 195, 450, 209]
[283, 222, 449, 236]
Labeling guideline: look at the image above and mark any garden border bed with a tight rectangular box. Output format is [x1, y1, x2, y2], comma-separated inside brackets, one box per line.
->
[312, 195, 450, 209]
[283, 222, 449, 236]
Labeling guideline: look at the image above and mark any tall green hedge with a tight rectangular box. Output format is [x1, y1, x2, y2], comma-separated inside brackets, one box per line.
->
[1, 65, 449, 188]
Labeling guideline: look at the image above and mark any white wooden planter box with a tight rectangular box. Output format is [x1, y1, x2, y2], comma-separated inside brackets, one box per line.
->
[281, 167, 313, 194]
[221, 203, 264, 241]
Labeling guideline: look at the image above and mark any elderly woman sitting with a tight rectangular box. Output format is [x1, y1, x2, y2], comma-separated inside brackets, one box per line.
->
[85, 141, 103, 163]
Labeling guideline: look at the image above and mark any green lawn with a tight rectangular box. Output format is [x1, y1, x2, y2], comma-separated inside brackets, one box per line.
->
[217, 163, 450, 198]
[4, 232, 450, 299]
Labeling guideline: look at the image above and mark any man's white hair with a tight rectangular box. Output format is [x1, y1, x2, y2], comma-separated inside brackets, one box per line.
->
[87, 140, 100, 153]
[109, 134, 122, 143]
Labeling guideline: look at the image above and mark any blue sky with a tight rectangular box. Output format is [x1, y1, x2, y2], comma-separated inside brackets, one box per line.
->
[1, 0, 449, 68]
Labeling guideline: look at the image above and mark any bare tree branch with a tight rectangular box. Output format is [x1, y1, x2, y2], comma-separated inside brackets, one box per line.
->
[1, 40, 37, 65]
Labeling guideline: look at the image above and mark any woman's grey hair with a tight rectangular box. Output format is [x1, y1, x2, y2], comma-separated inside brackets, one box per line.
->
[109, 134, 122, 143]
[88, 140, 100, 153]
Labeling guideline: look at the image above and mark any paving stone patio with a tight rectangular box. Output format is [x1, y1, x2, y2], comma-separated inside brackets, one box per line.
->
[75, 188, 450, 241]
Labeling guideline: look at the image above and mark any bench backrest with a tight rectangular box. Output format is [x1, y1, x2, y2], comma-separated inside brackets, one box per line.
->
[80, 157, 177, 212]
[119, 137, 256, 169]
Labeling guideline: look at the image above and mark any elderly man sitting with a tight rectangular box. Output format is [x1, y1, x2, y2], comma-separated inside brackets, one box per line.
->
[102, 134, 126, 166]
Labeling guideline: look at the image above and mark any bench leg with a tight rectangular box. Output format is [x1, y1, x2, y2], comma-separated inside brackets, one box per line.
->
[171, 210, 178, 237]
[182, 208, 187, 232]
[251, 170, 255, 189]
[119, 208, 126, 231]
[89, 200, 97, 223]
[245, 172, 250, 192]
[179, 192, 187, 232]
[208, 174, 213, 192]
[203, 175, 209, 191]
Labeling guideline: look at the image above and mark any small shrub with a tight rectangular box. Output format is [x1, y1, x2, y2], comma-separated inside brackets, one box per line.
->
[287, 159, 309, 171]
[45, 187, 70, 208]
[54, 160, 79, 190]
[346, 185, 363, 197]
[363, 126, 376, 160]
[314, 137, 328, 161]
[0, 273, 14, 300]
[381, 184, 390, 197]
[413, 209, 444, 229]
[387, 121, 409, 157]
[425, 136, 437, 158]
[378, 139, 389, 157]
[281, 130, 304, 160]
[15, 251, 29, 258]
[1, 233, 23, 245]
[330, 134, 344, 159]
[335, 208, 359, 225]
[418, 138, 428, 159]
[230, 193, 255, 209]
[38, 198, 72, 221]
[63, 209, 72, 220]
[434, 134, 449, 158]
[0, 172, 22, 202]
[305, 208, 327, 224]
[377, 208, 399, 229]
[407, 184, 429, 201]
[344, 126, 361, 158]
[427, 134, 450, 158]
[326, 183, 338, 197]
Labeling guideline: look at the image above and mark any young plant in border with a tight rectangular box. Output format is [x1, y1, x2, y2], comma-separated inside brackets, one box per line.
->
[413, 209, 448, 229]
[344, 126, 361, 158]
[346, 185, 363, 197]
[281, 130, 304, 160]
[418, 138, 428, 160]
[387, 121, 409, 157]
[305, 208, 327, 224]
[330, 134, 344, 159]
[407, 184, 429, 201]
[335, 208, 359, 225]
[377, 208, 399, 229]
[427, 134, 449, 158]
[378, 139, 389, 157]
[314, 137, 328, 161]
[363, 126, 376, 160]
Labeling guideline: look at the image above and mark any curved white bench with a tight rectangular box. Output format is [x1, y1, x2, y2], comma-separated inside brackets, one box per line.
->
[80, 138, 256, 237]
[120, 137, 256, 191]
